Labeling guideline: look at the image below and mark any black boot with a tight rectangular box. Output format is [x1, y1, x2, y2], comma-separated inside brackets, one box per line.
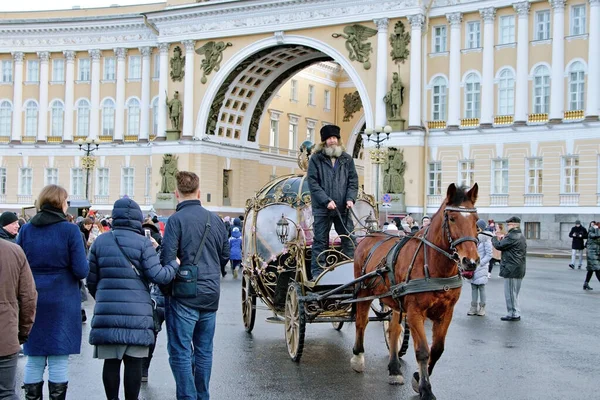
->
[583, 283, 593, 290]
[23, 381, 44, 400]
[48, 381, 68, 400]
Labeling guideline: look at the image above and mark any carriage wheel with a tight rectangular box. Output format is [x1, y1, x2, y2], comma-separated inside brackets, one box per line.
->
[331, 321, 344, 331]
[284, 282, 306, 362]
[398, 316, 410, 358]
[241, 272, 256, 333]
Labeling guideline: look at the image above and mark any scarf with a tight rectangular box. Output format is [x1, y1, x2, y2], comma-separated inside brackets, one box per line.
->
[29, 204, 67, 227]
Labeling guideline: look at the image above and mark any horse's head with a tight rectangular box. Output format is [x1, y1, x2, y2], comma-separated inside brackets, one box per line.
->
[439, 183, 480, 273]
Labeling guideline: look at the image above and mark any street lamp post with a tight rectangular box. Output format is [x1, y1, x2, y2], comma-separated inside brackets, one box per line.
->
[362, 125, 392, 208]
[77, 137, 100, 201]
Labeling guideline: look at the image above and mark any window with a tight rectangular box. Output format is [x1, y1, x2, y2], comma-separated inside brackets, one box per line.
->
[102, 99, 115, 136]
[535, 10, 551, 40]
[27, 60, 39, 82]
[464, 73, 481, 118]
[533, 65, 551, 114]
[466, 21, 481, 48]
[50, 100, 64, 137]
[269, 118, 279, 147]
[524, 222, 541, 239]
[24, 101, 38, 137]
[121, 167, 134, 197]
[527, 157, 543, 194]
[77, 99, 90, 138]
[0, 101, 11, 137]
[19, 168, 32, 196]
[52, 59, 64, 82]
[571, 5, 586, 36]
[145, 167, 152, 197]
[428, 162, 442, 195]
[324, 90, 331, 110]
[307, 126, 315, 142]
[458, 160, 474, 186]
[104, 57, 116, 81]
[562, 156, 579, 193]
[127, 98, 140, 136]
[491, 159, 509, 194]
[433, 25, 447, 53]
[290, 79, 298, 101]
[308, 85, 315, 106]
[71, 168, 84, 197]
[0, 167, 6, 195]
[432, 77, 448, 121]
[1, 60, 12, 83]
[78, 58, 90, 81]
[499, 15, 515, 44]
[45, 168, 58, 186]
[96, 168, 109, 196]
[128, 56, 141, 80]
[498, 69, 515, 115]
[568, 61, 585, 111]
[152, 54, 160, 79]
[151, 97, 159, 136]
[288, 121, 298, 150]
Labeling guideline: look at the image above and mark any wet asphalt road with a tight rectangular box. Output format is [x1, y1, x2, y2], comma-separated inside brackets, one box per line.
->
[14, 257, 600, 400]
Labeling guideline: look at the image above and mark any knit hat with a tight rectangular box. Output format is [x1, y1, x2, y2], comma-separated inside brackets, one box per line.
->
[0, 211, 18, 227]
[320, 125, 341, 142]
[476, 219, 487, 231]
[506, 216, 521, 223]
[575, 220, 581, 225]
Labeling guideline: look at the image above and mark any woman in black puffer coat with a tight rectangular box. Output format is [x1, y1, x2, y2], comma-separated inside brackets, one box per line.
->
[584, 221, 600, 290]
[87, 198, 178, 400]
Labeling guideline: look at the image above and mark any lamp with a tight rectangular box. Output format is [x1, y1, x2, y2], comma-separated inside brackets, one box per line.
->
[365, 212, 379, 233]
[276, 214, 289, 244]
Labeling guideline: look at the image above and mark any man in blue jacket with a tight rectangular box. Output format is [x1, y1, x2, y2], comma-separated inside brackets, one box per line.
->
[160, 171, 230, 400]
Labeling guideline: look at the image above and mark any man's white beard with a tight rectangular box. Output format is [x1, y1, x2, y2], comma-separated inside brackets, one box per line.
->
[324, 145, 343, 158]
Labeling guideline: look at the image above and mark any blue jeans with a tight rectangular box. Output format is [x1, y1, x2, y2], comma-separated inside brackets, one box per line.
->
[165, 296, 216, 400]
[23, 355, 69, 383]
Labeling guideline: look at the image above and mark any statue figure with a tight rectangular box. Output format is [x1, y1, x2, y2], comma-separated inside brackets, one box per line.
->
[159, 154, 179, 193]
[196, 41, 233, 84]
[383, 148, 406, 194]
[390, 21, 411, 64]
[332, 24, 378, 69]
[166, 91, 182, 131]
[343, 91, 363, 122]
[223, 171, 230, 199]
[384, 72, 404, 120]
[170, 46, 185, 82]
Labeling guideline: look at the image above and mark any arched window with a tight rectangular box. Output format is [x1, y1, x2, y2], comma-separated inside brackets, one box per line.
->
[464, 73, 481, 119]
[151, 97, 159, 136]
[0, 101, 11, 137]
[431, 77, 447, 121]
[77, 99, 90, 138]
[127, 98, 140, 136]
[533, 65, 550, 114]
[101, 99, 115, 137]
[497, 69, 515, 116]
[50, 100, 64, 137]
[24, 101, 38, 137]
[568, 61, 585, 111]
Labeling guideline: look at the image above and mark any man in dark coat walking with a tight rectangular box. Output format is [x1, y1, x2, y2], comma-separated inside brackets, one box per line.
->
[307, 124, 358, 281]
[568, 220, 587, 269]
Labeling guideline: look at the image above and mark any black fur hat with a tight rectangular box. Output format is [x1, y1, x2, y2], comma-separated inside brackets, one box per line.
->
[320, 124, 341, 142]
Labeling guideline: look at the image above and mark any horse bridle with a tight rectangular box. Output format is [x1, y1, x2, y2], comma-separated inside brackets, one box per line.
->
[440, 205, 479, 262]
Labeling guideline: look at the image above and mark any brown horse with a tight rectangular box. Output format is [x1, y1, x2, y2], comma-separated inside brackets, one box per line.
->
[351, 183, 480, 400]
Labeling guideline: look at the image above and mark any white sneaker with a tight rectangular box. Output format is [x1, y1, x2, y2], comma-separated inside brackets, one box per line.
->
[487, 273, 491, 278]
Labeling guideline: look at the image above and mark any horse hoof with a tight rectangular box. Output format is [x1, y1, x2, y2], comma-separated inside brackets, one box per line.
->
[388, 374, 404, 385]
[411, 372, 420, 393]
[350, 353, 365, 373]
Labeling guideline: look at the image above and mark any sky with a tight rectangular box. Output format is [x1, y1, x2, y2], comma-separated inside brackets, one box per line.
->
[0, 0, 158, 12]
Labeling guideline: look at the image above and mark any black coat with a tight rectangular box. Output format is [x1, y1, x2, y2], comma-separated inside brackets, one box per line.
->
[307, 146, 359, 217]
[492, 228, 527, 279]
[0, 227, 16, 243]
[569, 225, 588, 250]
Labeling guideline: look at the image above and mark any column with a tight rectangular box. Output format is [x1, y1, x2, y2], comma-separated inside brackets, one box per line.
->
[374, 18, 389, 129]
[89, 49, 101, 140]
[10, 52, 24, 142]
[585, 0, 600, 119]
[37, 51, 49, 142]
[447, 12, 462, 129]
[549, 0, 566, 122]
[408, 14, 425, 130]
[480, 8, 496, 127]
[182, 40, 195, 138]
[139, 47, 151, 141]
[158, 43, 169, 139]
[114, 48, 127, 141]
[513, 2, 530, 124]
[63, 51, 76, 142]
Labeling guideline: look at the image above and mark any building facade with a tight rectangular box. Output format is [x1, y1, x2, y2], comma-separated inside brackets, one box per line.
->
[0, 0, 598, 248]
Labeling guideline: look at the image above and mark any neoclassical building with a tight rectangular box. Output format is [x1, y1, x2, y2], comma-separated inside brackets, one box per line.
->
[0, 0, 598, 248]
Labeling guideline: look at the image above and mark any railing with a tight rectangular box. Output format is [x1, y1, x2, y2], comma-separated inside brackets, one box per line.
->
[21, 136, 36, 143]
[259, 145, 298, 158]
[98, 135, 113, 143]
[124, 135, 139, 143]
[564, 110, 584, 120]
[597, 194, 600, 206]
[427, 121, 446, 130]
[68, 195, 85, 201]
[494, 115, 514, 125]
[524, 193, 543, 206]
[17, 194, 33, 203]
[528, 113, 548, 123]
[94, 195, 110, 204]
[47, 136, 62, 144]
[490, 194, 509, 206]
[460, 118, 479, 128]
[0, 135, 9, 143]
[145, 196, 152, 205]
[149, 134, 157, 141]
[560, 193, 579, 206]
[0, 194, 6, 203]
[73, 135, 87, 142]
[427, 194, 442, 206]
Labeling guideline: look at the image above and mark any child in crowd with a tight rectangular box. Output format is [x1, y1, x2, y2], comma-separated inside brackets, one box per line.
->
[468, 219, 493, 316]
[229, 226, 243, 279]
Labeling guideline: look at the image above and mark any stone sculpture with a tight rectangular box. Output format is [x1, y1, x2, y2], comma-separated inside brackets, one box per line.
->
[196, 41, 233, 84]
[390, 20, 411, 64]
[384, 72, 404, 120]
[343, 91, 363, 122]
[170, 46, 185, 82]
[332, 24, 378, 69]
[159, 154, 179, 193]
[166, 91, 182, 131]
[383, 148, 406, 194]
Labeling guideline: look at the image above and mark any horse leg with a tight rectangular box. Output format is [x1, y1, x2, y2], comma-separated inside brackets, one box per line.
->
[428, 312, 453, 377]
[407, 311, 436, 400]
[387, 310, 404, 385]
[351, 299, 371, 373]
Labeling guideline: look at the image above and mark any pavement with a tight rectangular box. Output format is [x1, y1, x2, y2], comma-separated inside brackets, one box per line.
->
[527, 246, 583, 260]
[13, 256, 600, 400]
